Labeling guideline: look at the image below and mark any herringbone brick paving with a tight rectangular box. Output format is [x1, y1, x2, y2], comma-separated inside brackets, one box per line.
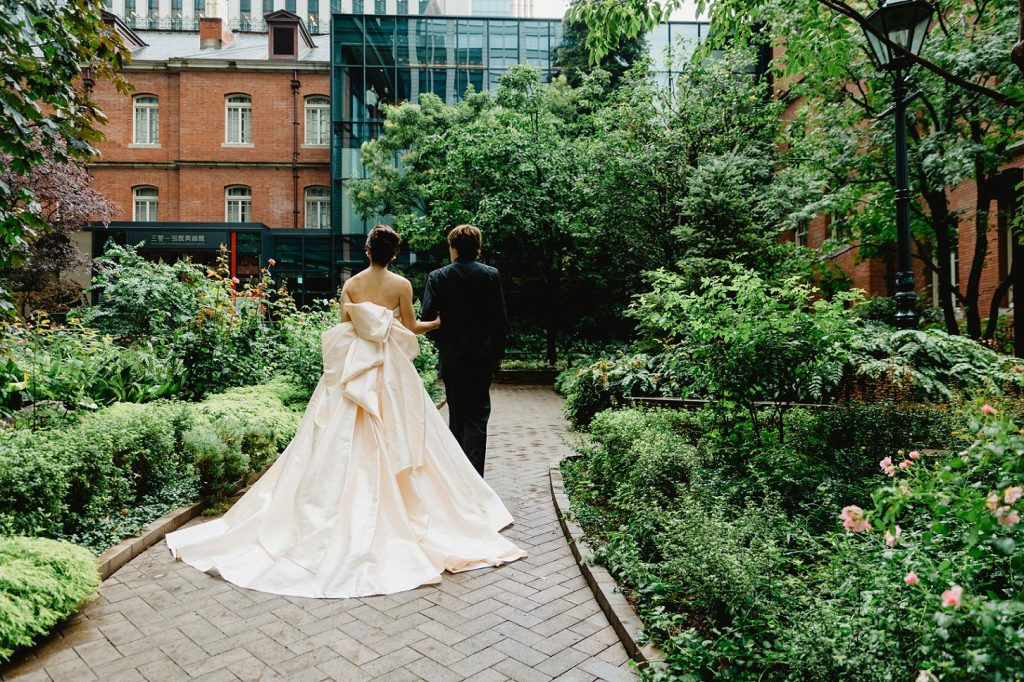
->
[2, 386, 636, 682]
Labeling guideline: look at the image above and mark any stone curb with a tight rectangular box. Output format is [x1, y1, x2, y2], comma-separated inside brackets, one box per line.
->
[548, 463, 666, 672]
[97, 395, 449, 582]
[96, 467, 269, 582]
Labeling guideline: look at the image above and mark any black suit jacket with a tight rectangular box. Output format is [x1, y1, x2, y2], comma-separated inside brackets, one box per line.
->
[421, 259, 508, 380]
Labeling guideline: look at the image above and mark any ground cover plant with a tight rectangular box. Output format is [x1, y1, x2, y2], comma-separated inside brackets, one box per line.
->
[0, 536, 100, 664]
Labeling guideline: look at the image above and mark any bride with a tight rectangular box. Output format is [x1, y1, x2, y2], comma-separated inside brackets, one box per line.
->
[165, 225, 526, 599]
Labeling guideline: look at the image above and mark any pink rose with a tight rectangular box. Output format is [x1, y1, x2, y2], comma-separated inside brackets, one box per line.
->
[879, 457, 896, 477]
[231, 276, 240, 284]
[1005, 486, 1023, 505]
[982, 404, 997, 415]
[904, 571, 919, 586]
[885, 525, 902, 548]
[899, 459, 913, 470]
[840, 505, 871, 533]
[987, 493, 1001, 512]
[941, 584, 963, 609]
[997, 508, 1020, 526]
[909, 450, 921, 460]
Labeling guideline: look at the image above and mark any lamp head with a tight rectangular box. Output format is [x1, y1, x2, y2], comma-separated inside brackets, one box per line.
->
[863, 0, 934, 71]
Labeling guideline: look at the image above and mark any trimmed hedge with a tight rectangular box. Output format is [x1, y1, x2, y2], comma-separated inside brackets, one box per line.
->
[0, 378, 303, 552]
[0, 536, 100, 664]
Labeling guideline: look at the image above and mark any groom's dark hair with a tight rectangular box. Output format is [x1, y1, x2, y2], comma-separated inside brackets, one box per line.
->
[448, 224, 482, 260]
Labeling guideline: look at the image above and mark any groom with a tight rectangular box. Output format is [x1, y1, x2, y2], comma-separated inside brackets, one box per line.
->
[421, 224, 508, 477]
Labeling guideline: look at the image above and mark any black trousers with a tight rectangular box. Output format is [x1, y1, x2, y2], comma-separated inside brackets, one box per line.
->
[443, 372, 492, 477]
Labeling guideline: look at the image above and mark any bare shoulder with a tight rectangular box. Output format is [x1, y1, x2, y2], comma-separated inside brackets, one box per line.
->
[388, 270, 413, 292]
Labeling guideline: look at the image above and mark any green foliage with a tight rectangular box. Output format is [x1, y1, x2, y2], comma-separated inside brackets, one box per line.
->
[0, 379, 302, 553]
[1, 318, 183, 418]
[354, 50, 816, 356]
[69, 243, 211, 339]
[559, 349, 690, 428]
[632, 270, 858, 439]
[556, 0, 647, 89]
[0, 0, 129, 312]
[0, 536, 99, 663]
[565, 403, 1024, 680]
[847, 324, 1024, 402]
[187, 378, 305, 498]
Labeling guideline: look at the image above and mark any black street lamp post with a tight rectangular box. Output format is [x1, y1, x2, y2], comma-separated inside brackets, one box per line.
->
[862, 0, 934, 329]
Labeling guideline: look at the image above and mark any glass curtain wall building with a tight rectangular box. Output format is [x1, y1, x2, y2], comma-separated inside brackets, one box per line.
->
[330, 15, 709, 245]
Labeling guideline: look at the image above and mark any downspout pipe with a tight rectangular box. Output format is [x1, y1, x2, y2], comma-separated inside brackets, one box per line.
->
[292, 69, 300, 229]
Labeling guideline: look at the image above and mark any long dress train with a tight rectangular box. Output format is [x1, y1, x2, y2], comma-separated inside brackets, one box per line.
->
[164, 301, 526, 598]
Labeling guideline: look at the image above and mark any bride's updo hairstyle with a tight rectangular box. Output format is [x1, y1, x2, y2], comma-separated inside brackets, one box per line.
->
[365, 225, 401, 265]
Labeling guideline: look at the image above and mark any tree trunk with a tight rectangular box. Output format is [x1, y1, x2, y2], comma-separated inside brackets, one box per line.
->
[924, 189, 960, 334]
[984, 269, 1013, 340]
[964, 121, 993, 339]
[1014, 0, 1024, 75]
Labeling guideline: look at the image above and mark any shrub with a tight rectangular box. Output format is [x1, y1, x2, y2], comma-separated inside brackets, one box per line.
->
[186, 378, 303, 496]
[0, 320, 183, 418]
[560, 349, 691, 428]
[565, 403, 1024, 681]
[69, 242, 211, 339]
[846, 323, 1023, 402]
[631, 270, 858, 440]
[0, 379, 303, 554]
[0, 536, 99, 664]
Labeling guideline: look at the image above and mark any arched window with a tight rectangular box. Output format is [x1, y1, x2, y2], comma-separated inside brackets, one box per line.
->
[304, 96, 330, 146]
[225, 95, 253, 145]
[304, 186, 330, 229]
[226, 186, 252, 222]
[133, 95, 159, 145]
[133, 186, 159, 222]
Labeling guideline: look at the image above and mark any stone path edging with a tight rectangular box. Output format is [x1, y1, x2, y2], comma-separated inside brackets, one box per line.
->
[98, 499, 205, 582]
[549, 464, 665, 672]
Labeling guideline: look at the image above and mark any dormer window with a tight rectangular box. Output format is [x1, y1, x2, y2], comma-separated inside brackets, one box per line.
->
[272, 25, 296, 57]
[265, 9, 316, 60]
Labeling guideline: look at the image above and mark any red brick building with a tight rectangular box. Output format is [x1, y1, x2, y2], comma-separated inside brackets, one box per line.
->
[80, 12, 335, 293]
[775, 53, 1024, 332]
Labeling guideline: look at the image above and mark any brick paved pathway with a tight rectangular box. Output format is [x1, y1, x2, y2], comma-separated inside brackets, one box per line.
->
[2, 386, 635, 682]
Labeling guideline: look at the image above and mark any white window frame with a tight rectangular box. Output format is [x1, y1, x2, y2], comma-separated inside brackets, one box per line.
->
[932, 245, 961, 311]
[794, 222, 808, 248]
[131, 95, 160, 146]
[225, 95, 253, 146]
[304, 186, 330, 229]
[133, 186, 159, 222]
[226, 186, 252, 222]
[304, 96, 330, 147]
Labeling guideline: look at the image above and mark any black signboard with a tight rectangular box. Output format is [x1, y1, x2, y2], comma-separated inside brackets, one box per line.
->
[131, 230, 230, 252]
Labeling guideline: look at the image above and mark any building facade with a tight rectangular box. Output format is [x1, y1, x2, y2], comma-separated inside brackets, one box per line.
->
[330, 15, 709, 236]
[83, 10, 708, 303]
[102, 0, 501, 36]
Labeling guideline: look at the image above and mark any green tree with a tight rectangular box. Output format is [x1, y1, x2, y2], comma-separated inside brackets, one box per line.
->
[354, 53, 817, 356]
[572, 0, 1022, 339]
[0, 0, 129, 313]
[354, 67, 598, 363]
[556, 0, 647, 90]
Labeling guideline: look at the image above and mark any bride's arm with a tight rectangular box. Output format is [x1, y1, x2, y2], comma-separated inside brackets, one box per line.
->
[399, 281, 440, 335]
[339, 281, 353, 322]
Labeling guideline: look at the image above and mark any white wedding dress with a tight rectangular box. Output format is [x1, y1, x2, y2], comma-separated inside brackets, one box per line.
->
[165, 301, 526, 598]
